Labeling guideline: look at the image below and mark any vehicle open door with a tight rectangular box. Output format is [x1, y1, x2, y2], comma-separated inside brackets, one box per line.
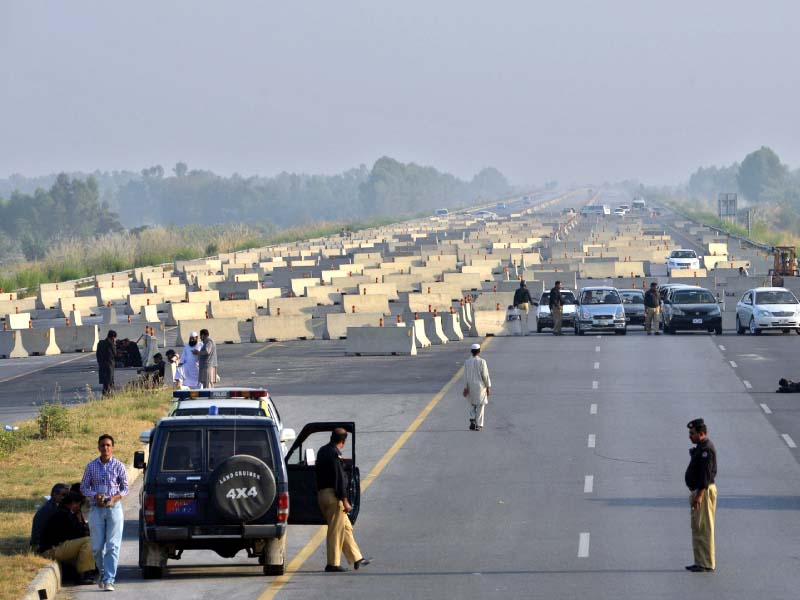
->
[285, 422, 360, 525]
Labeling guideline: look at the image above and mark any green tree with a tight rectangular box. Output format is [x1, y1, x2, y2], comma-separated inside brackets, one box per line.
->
[737, 146, 786, 202]
[174, 162, 188, 177]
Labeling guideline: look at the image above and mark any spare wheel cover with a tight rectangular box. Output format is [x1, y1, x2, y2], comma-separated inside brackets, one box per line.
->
[211, 455, 276, 522]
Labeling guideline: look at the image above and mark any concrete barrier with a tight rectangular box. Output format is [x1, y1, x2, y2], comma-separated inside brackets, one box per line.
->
[248, 287, 282, 308]
[96, 286, 131, 304]
[99, 306, 118, 324]
[356, 283, 399, 300]
[340, 294, 391, 315]
[1, 330, 30, 358]
[268, 297, 318, 316]
[176, 318, 240, 345]
[141, 335, 158, 367]
[251, 315, 315, 342]
[345, 326, 417, 356]
[140, 305, 159, 323]
[4, 312, 31, 329]
[407, 293, 453, 312]
[304, 286, 343, 305]
[99, 323, 151, 343]
[53, 325, 99, 352]
[69, 310, 83, 326]
[58, 296, 99, 317]
[18, 328, 60, 356]
[414, 312, 449, 345]
[405, 318, 431, 348]
[323, 313, 384, 339]
[188, 290, 221, 304]
[471, 309, 510, 336]
[39, 288, 75, 309]
[440, 312, 464, 341]
[209, 300, 258, 321]
[153, 284, 188, 302]
[166, 303, 207, 326]
[0, 297, 37, 314]
[126, 293, 165, 315]
[471, 292, 515, 311]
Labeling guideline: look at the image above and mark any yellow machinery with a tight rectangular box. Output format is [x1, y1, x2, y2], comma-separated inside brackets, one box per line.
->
[770, 246, 798, 286]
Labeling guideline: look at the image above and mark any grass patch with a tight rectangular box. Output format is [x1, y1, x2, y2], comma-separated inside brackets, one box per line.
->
[0, 387, 171, 600]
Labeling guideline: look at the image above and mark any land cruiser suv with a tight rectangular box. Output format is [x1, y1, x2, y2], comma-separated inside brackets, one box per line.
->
[135, 417, 360, 578]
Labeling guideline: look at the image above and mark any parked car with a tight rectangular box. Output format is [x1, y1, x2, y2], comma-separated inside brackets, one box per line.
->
[735, 287, 800, 334]
[612, 207, 626, 217]
[574, 287, 627, 335]
[618, 289, 646, 325]
[666, 249, 701, 275]
[535, 289, 577, 332]
[658, 283, 701, 303]
[661, 286, 722, 334]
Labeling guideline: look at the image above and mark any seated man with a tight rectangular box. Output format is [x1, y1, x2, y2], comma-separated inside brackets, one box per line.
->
[30, 483, 69, 550]
[137, 353, 165, 387]
[38, 491, 95, 584]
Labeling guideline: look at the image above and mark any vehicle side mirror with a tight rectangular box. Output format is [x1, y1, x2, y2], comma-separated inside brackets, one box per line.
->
[280, 428, 297, 445]
[139, 429, 152, 444]
[133, 450, 146, 470]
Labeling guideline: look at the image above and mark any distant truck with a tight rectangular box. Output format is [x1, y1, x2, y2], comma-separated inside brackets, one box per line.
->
[632, 198, 646, 209]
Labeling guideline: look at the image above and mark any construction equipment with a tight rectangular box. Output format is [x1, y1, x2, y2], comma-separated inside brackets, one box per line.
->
[769, 246, 798, 286]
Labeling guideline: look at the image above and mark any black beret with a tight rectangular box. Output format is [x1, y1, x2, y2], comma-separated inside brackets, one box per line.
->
[687, 418, 705, 429]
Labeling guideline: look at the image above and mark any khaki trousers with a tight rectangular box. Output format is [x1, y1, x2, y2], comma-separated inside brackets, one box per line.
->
[44, 536, 95, 574]
[551, 305, 563, 333]
[318, 488, 362, 567]
[690, 484, 717, 569]
[645, 307, 660, 332]
[517, 303, 529, 334]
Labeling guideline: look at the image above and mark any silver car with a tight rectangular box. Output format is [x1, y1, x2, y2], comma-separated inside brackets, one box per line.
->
[574, 287, 627, 335]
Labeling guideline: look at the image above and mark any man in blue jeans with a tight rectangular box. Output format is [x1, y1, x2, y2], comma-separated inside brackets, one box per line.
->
[81, 434, 129, 591]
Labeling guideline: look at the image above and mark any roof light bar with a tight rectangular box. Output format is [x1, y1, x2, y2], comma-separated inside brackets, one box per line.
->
[172, 389, 269, 400]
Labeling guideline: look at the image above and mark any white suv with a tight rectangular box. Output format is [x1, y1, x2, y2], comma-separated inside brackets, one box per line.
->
[735, 287, 800, 334]
[666, 249, 701, 275]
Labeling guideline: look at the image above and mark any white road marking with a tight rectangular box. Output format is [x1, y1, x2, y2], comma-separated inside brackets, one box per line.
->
[596, 335, 601, 339]
[590, 403, 598, 414]
[578, 532, 591, 557]
[760, 403, 772, 414]
[782, 434, 797, 448]
[729, 361, 738, 368]
[595, 346, 601, 352]
[743, 380, 752, 389]
[593, 362, 599, 369]
[718, 344, 726, 351]
[592, 381, 599, 390]
[584, 475, 594, 493]
[587, 434, 596, 448]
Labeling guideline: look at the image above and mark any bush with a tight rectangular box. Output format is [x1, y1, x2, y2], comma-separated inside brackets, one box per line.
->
[37, 402, 71, 439]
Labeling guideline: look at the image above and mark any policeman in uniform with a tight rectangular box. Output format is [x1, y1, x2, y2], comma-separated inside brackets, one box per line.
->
[684, 418, 717, 572]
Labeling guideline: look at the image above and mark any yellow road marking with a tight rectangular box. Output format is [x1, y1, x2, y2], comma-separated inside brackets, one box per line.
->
[0, 352, 89, 384]
[246, 342, 282, 358]
[258, 337, 493, 599]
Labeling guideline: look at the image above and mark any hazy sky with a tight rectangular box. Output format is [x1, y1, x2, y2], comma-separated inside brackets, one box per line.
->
[2, 1, 799, 185]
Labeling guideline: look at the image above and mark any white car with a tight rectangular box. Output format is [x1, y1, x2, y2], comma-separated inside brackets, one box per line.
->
[535, 289, 577, 332]
[735, 287, 800, 335]
[612, 207, 626, 216]
[666, 249, 701, 275]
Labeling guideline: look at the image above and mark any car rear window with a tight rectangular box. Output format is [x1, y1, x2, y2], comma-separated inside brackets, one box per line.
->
[672, 290, 716, 304]
[755, 291, 798, 305]
[161, 430, 202, 472]
[208, 429, 274, 471]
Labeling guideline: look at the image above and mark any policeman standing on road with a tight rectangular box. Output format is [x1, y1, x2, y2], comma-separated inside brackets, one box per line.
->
[513, 280, 533, 335]
[463, 343, 492, 431]
[549, 280, 564, 336]
[96, 330, 117, 396]
[685, 418, 717, 572]
[316, 428, 370, 572]
[644, 282, 661, 335]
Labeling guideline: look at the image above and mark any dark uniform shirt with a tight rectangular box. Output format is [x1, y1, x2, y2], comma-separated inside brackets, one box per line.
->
[96, 338, 116, 369]
[315, 442, 348, 500]
[30, 499, 60, 549]
[38, 507, 89, 553]
[644, 289, 660, 308]
[549, 288, 564, 309]
[513, 287, 533, 306]
[685, 438, 717, 490]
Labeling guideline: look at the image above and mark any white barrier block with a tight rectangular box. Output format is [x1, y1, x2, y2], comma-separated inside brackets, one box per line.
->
[176, 318, 240, 345]
[345, 326, 417, 356]
[19, 328, 61, 356]
[323, 313, 384, 339]
[4, 312, 30, 329]
[251, 315, 315, 342]
[0, 330, 28, 358]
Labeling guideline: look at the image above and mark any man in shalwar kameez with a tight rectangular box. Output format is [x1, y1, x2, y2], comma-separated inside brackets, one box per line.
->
[177, 331, 202, 388]
[463, 343, 492, 431]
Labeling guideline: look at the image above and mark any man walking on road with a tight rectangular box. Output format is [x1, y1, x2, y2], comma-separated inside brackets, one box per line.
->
[463, 343, 492, 431]
[549, 280, 564, 335]
[685, 418, 717, 573]
[513, 280, 533, 335]
[644, 282, 661, 335]
[316, 428, 369, 573]
[96, 330, 117, 396]
[193, 328, 217, 388]
[81, 434, 129, 591]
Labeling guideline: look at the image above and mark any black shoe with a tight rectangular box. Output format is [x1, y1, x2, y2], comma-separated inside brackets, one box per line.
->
[686, 564, 713, 572]
[469, 420, 476, 430]
[325, 565, 348, 572]
[685, 564, 698, 571]
[475, 426, 482, 431]
[655, 332, 661, 336]
[354, 558, 371, 570]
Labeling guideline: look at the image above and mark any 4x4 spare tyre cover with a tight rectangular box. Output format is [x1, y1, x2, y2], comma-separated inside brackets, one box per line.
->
[210, 455, 277, 522]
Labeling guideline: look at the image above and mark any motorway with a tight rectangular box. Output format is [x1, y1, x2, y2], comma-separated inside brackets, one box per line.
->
[2, 196, 799, 599]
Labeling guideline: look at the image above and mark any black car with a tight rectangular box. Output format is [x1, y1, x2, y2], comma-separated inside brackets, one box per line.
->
[135, 417, 359, 578]
[662, 287, 722, 334]
[618, 289, 646, 326]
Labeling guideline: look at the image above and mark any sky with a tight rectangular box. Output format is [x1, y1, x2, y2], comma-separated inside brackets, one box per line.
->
[2, 1, 800, 185]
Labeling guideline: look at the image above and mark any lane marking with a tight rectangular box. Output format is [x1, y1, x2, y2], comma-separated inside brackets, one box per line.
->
[587, 434, 596, 448]
[782, 434, 797, 449]
[593, 362, 599, 370]
[718, 344, 726, 351]
[0, 353, 88, 385]
[595, 346, 600, 353]
[743, 380, 752, 389]
[729, 361, 738, 368]
[595, 335, 601, 339]
[257, 338, 493, 599]
[760, 403, 772, 414]
[584, 475, 594, 493]
[590, 403, 597, 415]
[246, 341, 282, 358]
[578, 532, 591, 557]
[592, 381, 598, 390]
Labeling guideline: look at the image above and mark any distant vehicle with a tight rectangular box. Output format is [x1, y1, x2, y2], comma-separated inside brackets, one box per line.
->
[496, 202, 507, 210]
[662, 286, 722, 334]
[618, 204, 630, 212]
[580, 205, 610, 217]
[474, 210, 497, 219]
[435, 208, 449, 217]
[735, 287, 800, 335]
[618, 289, 646, 325]
[666, 249, 701, 275]
[612, 207, 626, 217]
[574, 286, 627, 335]
[562, 207, 576, 215]
[535, 289, 577, 333]
[632, 198, 646, 209]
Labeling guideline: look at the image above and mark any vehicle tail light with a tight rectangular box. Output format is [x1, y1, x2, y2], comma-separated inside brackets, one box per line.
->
[277, 492, 289, 523]
[144, 493, 156, 524]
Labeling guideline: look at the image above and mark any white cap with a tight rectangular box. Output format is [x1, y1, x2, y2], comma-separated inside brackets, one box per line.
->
[470, 343, 481, 351]
[190, 331, 199, 338]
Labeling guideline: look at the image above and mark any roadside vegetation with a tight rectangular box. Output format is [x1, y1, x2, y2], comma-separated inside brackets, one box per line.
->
[0, 387, 171, 600]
